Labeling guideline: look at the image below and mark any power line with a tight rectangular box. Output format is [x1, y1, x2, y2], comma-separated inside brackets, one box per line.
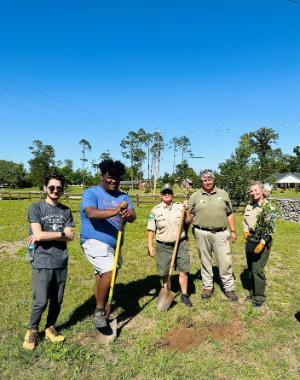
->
[15, 82, 98, 116]
[0, 97, 119, 142]
[0, 100, 63, 124]
[0, 87, 90, 121]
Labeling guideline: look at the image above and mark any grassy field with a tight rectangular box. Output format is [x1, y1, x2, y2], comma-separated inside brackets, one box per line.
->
[0, 200, 299, 380]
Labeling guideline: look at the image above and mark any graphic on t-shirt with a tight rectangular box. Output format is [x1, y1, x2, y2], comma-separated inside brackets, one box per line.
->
[41, 213, 65, 232]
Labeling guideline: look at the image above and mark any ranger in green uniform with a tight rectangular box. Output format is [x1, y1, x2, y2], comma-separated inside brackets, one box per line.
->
[188, 170, 238, 301]
[243, 182, 275, 307]
[147, 184, 193, 307]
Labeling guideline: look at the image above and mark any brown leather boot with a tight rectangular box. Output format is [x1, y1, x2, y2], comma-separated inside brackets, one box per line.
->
[23, 329, 38, 350]
[201, 288, 213, 299]
[225, 290, 239, 302]
[45, 326, 65, 343]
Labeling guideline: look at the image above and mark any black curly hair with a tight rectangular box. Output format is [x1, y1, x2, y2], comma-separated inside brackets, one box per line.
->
[98, 159, 126, 179]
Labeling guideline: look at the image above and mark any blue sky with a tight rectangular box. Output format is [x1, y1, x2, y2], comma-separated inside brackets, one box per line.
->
[0, 0, 299, 175]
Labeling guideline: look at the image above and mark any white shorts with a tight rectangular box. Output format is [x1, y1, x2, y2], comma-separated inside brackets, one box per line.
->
[81, 239, 122, 275]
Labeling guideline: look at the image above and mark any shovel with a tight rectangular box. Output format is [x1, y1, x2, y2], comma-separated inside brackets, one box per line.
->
[156, 206, 186, 311]
[97, 217, 124, 343]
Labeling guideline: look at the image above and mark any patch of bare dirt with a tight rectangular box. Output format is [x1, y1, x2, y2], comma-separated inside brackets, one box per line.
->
[157, 315, 243, 352]
[122, 313, 156, 332]
[0, 240, 25, 256]
[70, 331, 98, 346]
[71, 330, 115, 349]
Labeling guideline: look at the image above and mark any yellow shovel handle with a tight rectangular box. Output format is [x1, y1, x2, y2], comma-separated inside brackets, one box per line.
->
[106, 218, 124, 316]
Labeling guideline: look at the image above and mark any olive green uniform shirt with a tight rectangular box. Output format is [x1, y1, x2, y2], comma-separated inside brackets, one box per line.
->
[147, 202, 185, 242]
[188, 187, 233, 229]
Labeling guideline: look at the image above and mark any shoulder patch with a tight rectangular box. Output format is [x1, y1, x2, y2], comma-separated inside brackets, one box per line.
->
[148, 213, 155, 221]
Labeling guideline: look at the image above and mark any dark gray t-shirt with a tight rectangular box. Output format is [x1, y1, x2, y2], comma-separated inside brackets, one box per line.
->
[28, 201, 75, 269]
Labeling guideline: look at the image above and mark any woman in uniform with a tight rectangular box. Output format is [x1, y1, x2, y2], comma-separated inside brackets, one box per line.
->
[243, 182, 276, 308]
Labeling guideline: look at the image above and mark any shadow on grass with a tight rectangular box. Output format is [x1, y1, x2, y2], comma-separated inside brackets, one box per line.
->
[59, 270, 205, 332]
[58, 274, 162, 331]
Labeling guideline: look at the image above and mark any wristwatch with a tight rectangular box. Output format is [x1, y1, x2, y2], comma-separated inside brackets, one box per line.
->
[61, 232, 66, 238]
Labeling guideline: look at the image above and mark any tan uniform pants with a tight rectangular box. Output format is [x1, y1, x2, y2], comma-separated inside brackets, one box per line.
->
[193, 228, 235, 292]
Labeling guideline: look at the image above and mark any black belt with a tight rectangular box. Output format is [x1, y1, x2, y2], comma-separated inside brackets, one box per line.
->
[193, 225, 227, 233]
[157, 238, 185, 246]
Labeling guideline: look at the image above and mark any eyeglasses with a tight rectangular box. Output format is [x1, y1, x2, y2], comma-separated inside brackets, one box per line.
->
[48, 186, 63, 193]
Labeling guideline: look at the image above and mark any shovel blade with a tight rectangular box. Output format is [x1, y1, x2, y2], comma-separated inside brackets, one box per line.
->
[156, 288, 176, 311]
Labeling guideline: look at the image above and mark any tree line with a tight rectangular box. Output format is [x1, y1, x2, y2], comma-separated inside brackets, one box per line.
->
[0, 129, 193, 189]
[0, 127, 299, 204]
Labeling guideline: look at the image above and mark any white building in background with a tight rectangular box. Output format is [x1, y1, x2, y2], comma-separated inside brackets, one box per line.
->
[266, 173, 300, 189]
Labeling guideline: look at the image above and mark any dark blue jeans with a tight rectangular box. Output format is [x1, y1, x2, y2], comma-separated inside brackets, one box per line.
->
[28, 267, 67, 329]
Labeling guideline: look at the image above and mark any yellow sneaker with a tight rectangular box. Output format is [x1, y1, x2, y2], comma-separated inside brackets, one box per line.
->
[45, 326, 65, 343]
[23, 329, 38, 350]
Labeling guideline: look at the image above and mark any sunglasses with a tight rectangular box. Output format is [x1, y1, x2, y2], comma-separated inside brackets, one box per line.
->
[48, 186, 63, 193]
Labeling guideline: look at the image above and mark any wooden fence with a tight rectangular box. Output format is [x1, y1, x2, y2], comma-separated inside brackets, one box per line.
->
[0, 191, 188, 206]
[0, 191, 82, 201]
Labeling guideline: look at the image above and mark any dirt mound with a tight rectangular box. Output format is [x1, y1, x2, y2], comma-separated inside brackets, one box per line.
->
[158, 317, 243, 352]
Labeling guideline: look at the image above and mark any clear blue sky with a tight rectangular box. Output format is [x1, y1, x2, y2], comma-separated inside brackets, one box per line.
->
[0, 0, 299, 175]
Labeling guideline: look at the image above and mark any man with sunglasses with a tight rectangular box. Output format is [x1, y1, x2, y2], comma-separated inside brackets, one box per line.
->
[23, 173, 75, 350]
[81, 159, 136, 329]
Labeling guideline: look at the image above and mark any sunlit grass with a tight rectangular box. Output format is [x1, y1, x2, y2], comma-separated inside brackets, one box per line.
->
[0, 200, 299, 379]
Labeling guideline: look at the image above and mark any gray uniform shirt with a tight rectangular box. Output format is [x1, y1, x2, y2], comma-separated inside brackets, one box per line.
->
[28, 201, 75, 269]
[147, 202, 185, 242]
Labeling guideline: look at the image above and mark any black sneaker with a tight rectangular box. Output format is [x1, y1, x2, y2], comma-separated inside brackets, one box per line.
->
[253, 301, 264, 308]
[181, 294, 193, 307]
[93, 309, 108, 328]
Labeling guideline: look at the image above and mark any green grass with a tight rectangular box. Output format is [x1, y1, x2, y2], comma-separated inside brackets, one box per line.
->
[0, 200, 299, 379]
[271, 188, 300, 199]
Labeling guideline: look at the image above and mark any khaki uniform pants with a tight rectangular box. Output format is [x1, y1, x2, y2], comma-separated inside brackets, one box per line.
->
[194, 228, 235, 292]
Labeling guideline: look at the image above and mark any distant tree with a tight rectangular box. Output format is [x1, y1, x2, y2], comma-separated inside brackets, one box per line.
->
[169, 137, 181, 175]
[136, 129, 153, 182]
[289, 145, 300, 172]
[28, 140, 56, 188]
[218, 133, 253, 207]
[0, 160, 30, 188]
[249, 127, 279, 180]
[160, 172, 175, 185]
[58, 159, 74, 185]
[99, 150, 112, 162]
[175, 160, 199, 188]
[79, 139, 92, 187]
[120, 130, 146, 186]
[72, 168, 95, 186]
[91, 160, 99, 175]
[176, 136, 192, 164]
[151, 131, 165, 192]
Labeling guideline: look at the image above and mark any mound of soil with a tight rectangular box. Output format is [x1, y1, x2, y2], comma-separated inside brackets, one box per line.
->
[159, 318, 243, 352]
